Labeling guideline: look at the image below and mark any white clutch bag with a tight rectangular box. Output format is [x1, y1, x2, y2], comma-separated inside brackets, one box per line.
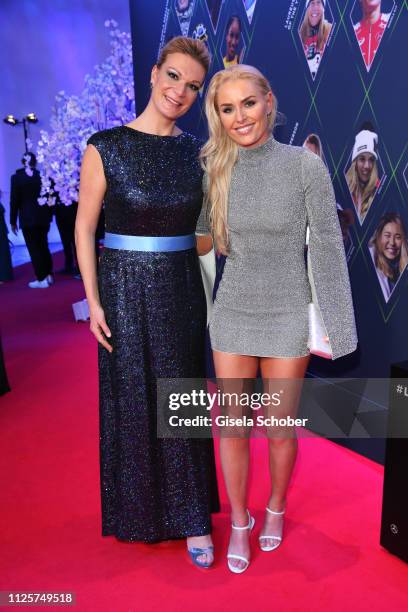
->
[198, 246, 216, 326]
[307, 248, 333, 359]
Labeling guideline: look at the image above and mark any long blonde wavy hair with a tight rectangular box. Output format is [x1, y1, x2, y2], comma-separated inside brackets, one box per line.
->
[200, 65, 277, 254]
[346, 156, 379, 221]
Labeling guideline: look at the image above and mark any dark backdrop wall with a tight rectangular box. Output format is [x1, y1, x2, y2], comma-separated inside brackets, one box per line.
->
[130, 0, 408, 461]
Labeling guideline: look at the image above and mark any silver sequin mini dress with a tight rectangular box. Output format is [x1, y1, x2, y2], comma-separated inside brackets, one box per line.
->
[199, 136, 357, 360]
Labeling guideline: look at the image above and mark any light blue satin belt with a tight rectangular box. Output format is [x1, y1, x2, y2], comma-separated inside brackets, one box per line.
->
[104, 232, 196, 252]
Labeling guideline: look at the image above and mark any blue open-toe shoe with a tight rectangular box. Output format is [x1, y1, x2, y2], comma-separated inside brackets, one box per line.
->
[187, 545, 214, 569]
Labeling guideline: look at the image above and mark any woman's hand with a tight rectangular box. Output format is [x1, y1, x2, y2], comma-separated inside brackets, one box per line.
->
[89, 303, 113, 353]
[196, 234, 213, 256]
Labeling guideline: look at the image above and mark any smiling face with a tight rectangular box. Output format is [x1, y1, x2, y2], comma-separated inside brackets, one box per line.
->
[150, 52, 205, 121]
[307, 0, 324, 28]
[356, 152, 375, 185]
[378, 221, 402, 260]
[216, 77, 273, 148]
[226, 18, 241, 61]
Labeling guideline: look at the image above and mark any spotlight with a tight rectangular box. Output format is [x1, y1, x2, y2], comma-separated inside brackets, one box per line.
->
[4, 114, 18, 125]
[3, 113, 39, 152]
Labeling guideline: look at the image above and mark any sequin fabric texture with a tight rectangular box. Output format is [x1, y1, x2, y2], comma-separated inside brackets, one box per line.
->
[199, 136, 357, 360]
[87, 126, 219, 543]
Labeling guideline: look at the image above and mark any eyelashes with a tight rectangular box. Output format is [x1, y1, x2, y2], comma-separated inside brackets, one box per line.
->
[166, 70, 200, 92]
[221, 100, 257, 113]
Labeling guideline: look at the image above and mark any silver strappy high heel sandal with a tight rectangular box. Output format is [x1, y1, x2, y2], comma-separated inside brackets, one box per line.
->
[259, 506, 285, 552]
[227, 510, 255, 574]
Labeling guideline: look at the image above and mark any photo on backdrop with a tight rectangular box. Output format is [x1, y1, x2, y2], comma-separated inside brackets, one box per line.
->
[221, 14, 246, 68]
[345, 125, 384, 225]
[350, 0, 395, 71]
[298, 0, 334, 80]
[303, 132, 325, 162]
[174, 0, 197, 36]
[368, 212, 408, 302]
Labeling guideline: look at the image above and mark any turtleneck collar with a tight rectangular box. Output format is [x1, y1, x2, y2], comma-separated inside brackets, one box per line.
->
[237, 133, 276, 162]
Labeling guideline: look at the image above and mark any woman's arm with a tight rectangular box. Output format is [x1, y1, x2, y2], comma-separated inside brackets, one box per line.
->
[75, 144, 112, 352]
[303, 150, 357, 359]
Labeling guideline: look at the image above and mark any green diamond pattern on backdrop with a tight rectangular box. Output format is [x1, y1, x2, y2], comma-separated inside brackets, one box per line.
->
[132, 0, 408, 377]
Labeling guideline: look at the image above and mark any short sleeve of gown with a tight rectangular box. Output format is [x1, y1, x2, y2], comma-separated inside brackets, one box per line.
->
[87, 130, 112, 175]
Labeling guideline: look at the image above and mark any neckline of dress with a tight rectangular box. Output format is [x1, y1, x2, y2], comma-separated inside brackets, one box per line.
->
[237, 134, 276, 161]
[122, 125, 185, 139]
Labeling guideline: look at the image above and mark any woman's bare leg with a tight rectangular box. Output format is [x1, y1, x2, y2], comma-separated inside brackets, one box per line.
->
[259, 355, 310, 548]
[213, 350, 258, 570]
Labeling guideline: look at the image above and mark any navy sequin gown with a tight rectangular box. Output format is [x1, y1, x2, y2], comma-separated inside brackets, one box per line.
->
[87, 126, 219, 543]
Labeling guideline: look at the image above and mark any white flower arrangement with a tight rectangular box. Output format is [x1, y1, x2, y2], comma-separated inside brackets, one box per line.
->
[37, 20, 135, 206]
[22, 153, 34, 177]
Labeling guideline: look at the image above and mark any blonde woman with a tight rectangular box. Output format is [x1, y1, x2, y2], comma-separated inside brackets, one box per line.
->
[199, 65, 357, 573]
[300, 0, 332, 76]
[369, 213, 408, 302]
[346, 128, 379, 224]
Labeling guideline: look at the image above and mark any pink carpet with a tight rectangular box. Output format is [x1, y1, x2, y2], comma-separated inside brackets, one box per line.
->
[1, 254, 407, 611]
